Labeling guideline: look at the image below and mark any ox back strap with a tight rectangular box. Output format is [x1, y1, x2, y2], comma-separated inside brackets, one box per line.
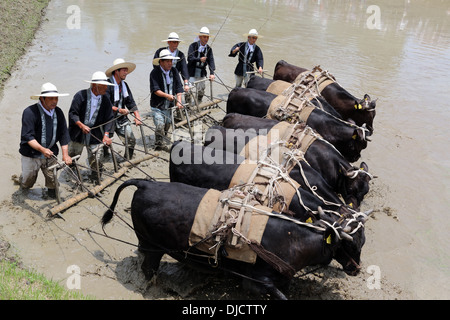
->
[267, 79, 320, 106]
[266, 80, 292, 96]
[294, 65, 336, 95]
[229, 161, 299, 214]
[267, 93, 316, 124]
[188, 188, 295, 278]
[239, 122, 319, 170]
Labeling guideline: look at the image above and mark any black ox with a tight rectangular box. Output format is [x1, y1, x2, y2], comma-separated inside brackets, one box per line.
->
[273, 60, 377, 132]
[246, 76, 342, 119]
[102, 179, 367, 300]
[169, 140, 347, 218]
[226, 87, 371, 163]
[207, 114, 372, 208]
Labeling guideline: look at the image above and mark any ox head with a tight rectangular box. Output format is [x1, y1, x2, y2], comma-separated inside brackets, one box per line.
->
[353, 94, 377, 133]
[318, 207, 369, 276]
[343, 124, 371, 163]
[339, 162, 373, 208]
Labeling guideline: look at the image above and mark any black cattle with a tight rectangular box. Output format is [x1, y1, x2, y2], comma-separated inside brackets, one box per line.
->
[102, 179, 368, 299]
[246, 76, 273, 91]
[226, 87, 370, 163]
[273, 60, 376, 132]
[273, 60, 308, 83]
[246, 77, 342, 118]
[213, 113, 373, 208]
[227, 87, 276, 118]
[170, 140, 345, 218]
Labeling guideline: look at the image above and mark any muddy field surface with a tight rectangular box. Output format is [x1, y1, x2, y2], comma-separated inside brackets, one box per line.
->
[1, 0, 449, 302]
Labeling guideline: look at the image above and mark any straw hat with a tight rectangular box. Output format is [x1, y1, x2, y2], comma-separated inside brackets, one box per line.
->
[30, 82, 69, 100]
[105, 58, 136, 77]
[161, 32, 183, 42]
[84, 71, 116, 86]
[152, 49, 180, 66]
[243, 28, 263, 38]
[196, 26, 214, 37]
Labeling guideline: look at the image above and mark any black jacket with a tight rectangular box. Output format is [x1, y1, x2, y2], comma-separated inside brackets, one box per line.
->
[149, 66, 183, 110]
[68, 89, 114, 145]
[20, 103, 70, 158]
[106, 78, 137, 125]
[153, 47, 189, 82]
[229, 42, 264, 76]
[187, 41, 215, 78]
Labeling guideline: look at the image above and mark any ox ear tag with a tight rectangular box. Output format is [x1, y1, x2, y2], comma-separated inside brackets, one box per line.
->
[306, 217, 312, 223]
[326, 234, 332, 245]
[352, 134, 357, 140]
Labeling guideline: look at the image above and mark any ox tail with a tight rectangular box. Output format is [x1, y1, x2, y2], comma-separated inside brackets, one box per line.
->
[101, 179, 147, 228]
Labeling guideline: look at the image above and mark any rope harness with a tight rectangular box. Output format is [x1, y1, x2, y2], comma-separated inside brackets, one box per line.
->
[267, 65, 335, 123]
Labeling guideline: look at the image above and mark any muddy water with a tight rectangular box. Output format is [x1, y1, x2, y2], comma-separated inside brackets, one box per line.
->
[0, 0, 449, 299]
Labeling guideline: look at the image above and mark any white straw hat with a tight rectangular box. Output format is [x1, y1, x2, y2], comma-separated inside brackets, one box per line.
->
[162, 32, 183, 42]
[84, 71, 116, 86]
[244, 28, 263, 38]
[105, 58, 136, 77]
[30, 82, 69, 100]
[196, 26, 214, 37]
[152, 49, 180, 66]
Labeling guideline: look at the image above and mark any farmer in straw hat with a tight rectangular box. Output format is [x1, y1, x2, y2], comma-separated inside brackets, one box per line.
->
[186, 26, 216, 106]
[67, 71, 115, 183]
[105, 58, 142, 161]
[150, 49, 184, 151]
[229, 28, 264, 87]
[18, 82, 72, 198]
[154, 32, 190, 93]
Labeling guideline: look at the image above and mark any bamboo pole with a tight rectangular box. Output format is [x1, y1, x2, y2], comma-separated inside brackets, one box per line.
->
[175, 110, 211, 128]
[47, 153, 158, 217]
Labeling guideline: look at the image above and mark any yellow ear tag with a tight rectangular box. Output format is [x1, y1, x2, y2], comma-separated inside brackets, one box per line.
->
[358, 104, 362, 109]
[354, 104, 358, 109]
[349, 202, 353, 208]
[326, 234, 332, 244]
[352, 134, 357, 140]
[306, 217, 312, 223]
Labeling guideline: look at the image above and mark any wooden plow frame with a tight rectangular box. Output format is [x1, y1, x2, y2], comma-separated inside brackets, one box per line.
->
[47, 153, 158, 218]
[173, 78, 222, 142]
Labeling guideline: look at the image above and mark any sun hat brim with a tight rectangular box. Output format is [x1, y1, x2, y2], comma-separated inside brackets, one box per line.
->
[243, 33, 263, 38]
[30, 92, 69, 100]
[152, 55, 180, 66]
[105, 62, 136, 77]
[162, 38, 183, 42]
[196, 32, 214, 38]
[84, 80, 116, 86]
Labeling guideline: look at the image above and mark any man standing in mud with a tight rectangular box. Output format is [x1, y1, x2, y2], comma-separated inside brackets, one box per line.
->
[186, 26, 216, 106]
[154, 32, 190, 94]
[67, 71, 115, 183]
[229, 28, 264, 87]
[105, 58, 142, 161]
[18, 82, 72, 198]
[150, 49, 184, 151]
